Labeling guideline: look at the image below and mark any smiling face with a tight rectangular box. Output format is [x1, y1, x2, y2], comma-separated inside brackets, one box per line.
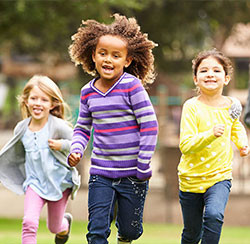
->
[25, 85, 54, 125]
[92, 35, 132, 84]
[194, 56, 230, 95]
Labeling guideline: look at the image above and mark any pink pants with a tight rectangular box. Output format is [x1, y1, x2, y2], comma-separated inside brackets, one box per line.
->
[22, 186, 71, 244]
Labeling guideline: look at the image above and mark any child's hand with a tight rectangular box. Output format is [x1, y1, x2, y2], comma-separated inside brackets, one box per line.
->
[48, 139, 62, 151]
[213, 124, 225, 137]
[240, 146, 250, 157]
[68, 153, 81, 167]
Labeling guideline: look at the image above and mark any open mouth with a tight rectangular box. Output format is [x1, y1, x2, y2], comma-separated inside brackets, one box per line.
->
[205, 80, 216, 83]
[33, 107, 43, 115]
[102, 65, 114, 73]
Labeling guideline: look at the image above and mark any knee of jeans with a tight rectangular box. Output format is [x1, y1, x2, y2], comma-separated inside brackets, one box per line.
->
[205, 208, 224, 223]
[182, 228, 201, 244]
[22, 217, 39, 233]
[119, 226, 142, 241]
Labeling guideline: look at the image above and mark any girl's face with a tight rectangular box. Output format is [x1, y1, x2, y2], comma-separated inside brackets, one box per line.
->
[25, 85, 54, 124]
[194, 56, 230, 95]
[92, 35, 132, 83]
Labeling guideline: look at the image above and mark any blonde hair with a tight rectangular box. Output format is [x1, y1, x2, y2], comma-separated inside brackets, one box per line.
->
[69, 13, 157, 86]
[18, 75, 71, 120]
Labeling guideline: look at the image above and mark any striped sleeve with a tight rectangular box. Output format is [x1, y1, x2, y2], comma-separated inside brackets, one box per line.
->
[130, 80, 158, 179]
[70, 86, 92, 156]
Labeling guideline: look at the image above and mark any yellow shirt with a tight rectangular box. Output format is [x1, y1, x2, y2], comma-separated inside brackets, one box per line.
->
[178, 97, 248, 193]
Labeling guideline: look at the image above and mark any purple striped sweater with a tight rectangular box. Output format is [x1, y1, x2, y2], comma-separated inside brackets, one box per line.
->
[70, 72, 158, 179]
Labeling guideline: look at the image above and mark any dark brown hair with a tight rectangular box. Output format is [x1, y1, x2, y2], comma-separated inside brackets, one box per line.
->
[192, 48, 233, 77]
[69, 13, 157, 86]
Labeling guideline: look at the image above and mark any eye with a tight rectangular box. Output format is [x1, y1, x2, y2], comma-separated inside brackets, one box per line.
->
[42, 98, 49, 102]
[199, 70, 207, 73]
[98, 51, 106, 56]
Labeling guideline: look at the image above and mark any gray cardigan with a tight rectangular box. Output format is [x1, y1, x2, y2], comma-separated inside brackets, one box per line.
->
[0, 114, 81, 200]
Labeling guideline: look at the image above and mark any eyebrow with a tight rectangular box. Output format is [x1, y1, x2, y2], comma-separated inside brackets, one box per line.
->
[199, 66, 222, 69]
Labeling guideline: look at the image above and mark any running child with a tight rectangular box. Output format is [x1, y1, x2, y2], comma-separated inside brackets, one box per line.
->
[0, 75, 81, 244]
[178, 49, 249, 244]
[68, 13, 158, 244]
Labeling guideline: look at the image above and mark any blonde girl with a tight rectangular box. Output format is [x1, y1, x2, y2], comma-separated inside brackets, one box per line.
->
[178, 49, 249, 244]
[0, 75, 80, 244]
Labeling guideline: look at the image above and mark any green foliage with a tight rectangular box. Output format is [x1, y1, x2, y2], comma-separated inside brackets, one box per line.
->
[235, 70, 249, 89]
[1, 0, 250, 71]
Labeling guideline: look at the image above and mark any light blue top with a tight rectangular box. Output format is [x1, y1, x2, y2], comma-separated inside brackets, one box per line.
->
[22, 122, 73, 201]
[0, 114, 80, 200]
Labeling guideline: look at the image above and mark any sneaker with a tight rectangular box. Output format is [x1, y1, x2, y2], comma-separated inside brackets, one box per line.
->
[117, 235, 132, 244]
[55, 213, 73, 244]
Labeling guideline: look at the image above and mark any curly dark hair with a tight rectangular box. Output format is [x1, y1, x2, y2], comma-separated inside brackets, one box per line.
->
[192, 48, 233, 77]
[69, 13, 157, 86]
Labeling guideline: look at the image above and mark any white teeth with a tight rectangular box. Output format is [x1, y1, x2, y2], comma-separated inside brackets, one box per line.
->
[33, 108, 42, 112]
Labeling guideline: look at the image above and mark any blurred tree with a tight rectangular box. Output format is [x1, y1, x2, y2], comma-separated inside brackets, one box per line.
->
[0, 0, 156, 63]
[133, 0, 250, 73]
[0, 0, 249, 78]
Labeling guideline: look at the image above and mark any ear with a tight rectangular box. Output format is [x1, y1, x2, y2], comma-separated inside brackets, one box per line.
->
[50, 100, 56, 111]
[193, 75, 198, 85]
[50, 105, 56, 111]
[125, 56, 133, 68]
[92, 52, 96, 63]
[224, 75, 230, 86]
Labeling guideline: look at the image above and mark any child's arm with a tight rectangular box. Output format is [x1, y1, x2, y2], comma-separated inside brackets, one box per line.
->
[48, 139, 62, 151]
[68, 152, 81, 167]
[179, 101, 217, 154]
[231, 119, 249, 157]
[240, 146, 250, 157]
[68, 88, 92, 165]
[130, 81, 158, 180]
[49, 118, 73, 152]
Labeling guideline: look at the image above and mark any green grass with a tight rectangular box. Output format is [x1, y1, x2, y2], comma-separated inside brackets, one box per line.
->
[0, 218, 249, 243]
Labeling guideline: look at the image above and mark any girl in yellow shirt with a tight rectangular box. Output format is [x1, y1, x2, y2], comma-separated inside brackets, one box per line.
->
[178, 49, 249, 244]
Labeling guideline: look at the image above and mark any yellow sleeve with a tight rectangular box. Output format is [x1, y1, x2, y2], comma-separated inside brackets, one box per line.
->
[231, 119, 248, 149]
[179, 101, 217, 154]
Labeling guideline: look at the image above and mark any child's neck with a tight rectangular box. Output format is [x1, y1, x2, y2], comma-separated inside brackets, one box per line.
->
[29, 117, 48, 132]
[198, 94, 231, 108]
[94, 77, 119, 94]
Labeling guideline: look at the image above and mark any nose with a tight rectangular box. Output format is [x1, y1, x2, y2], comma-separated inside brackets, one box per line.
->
[104, 55, 111, 62]
[206, 69, 214, 77]
[34, 98, 42, 106]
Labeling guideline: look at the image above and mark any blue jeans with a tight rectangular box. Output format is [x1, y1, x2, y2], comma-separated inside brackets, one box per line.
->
[179, 180, 232, 244]
[86, 175, 149, 244]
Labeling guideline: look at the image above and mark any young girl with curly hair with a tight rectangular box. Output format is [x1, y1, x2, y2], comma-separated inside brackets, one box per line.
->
[178, 49, 249, 244]
[0, 75, 81, 244]
[68, 14, 158, 244]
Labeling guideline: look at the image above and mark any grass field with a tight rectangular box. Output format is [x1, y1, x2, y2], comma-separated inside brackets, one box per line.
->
[0, 218, 249, 244]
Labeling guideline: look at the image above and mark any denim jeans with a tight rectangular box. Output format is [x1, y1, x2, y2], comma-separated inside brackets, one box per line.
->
[86, 175, 149, 244]
[179, 180, 232, 244]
